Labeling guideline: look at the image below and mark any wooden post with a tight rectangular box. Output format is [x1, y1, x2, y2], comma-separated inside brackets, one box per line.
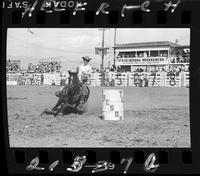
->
[113, 28, 117, 67]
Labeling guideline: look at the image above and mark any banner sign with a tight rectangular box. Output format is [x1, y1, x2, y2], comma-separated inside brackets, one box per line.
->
[95, 47, 109, 55]
[115, 57, 168, 65]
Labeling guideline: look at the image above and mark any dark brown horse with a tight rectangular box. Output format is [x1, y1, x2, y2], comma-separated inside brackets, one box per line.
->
[51, 71, 90, 116]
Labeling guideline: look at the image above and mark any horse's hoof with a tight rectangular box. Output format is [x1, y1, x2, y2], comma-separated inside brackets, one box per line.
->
[76, 109, 84, 114]
[51, 111, 57, 116]
[43, 108, 53, 114]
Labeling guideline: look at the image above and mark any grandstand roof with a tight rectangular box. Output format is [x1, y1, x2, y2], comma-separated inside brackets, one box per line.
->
[114, 41, 180, 49]
[173, 45, 190, 48]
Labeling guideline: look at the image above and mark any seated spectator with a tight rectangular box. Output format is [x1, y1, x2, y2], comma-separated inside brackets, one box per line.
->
[139, 68, 144, 72]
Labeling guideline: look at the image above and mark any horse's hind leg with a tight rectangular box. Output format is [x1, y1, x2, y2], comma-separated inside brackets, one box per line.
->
[61, 102, 75, 111]
[52, 105, 65, 116]
[75, 100, 85, 113]
[56, 102, 74, 116]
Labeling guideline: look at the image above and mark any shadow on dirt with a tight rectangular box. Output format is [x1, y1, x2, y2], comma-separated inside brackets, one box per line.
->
[42, 107, 84, 116]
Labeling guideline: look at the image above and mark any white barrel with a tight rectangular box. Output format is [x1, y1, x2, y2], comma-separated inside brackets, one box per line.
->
[103, 89, 124, 101]
[102, 89, 124, 120]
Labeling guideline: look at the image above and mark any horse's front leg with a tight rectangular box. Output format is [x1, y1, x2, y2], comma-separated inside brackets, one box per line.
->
[52, 106, 62, 116]
[52, 99, 62, 111]
[60, 102, 74, 111]
[53, 102, 74, 116]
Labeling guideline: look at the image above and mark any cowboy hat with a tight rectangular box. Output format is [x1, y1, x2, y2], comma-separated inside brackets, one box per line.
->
[82, 56, 92, 62]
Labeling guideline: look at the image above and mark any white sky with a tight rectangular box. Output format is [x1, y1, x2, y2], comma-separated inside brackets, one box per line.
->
[7, 28, 190, 70]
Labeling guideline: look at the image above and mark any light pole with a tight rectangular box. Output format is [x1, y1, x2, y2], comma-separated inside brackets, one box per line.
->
[113, 28, 117, 68]
[98, 28, 109, 86]
[101, 28, 105, 71]
[98, 28, 109, 71]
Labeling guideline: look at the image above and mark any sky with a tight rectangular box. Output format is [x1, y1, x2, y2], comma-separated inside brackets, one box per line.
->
[7, 28, 190, 70]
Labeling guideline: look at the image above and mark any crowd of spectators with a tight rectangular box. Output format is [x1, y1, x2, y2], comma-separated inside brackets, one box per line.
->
[171, 49, 190, 63]
[107, 64, 189, 74]
[6, 60, 20, 73]
[176, 52, 190, 63]
[7, 59, 189, 76]
[117, 51, 168, 58]
[27, 61, 62, 73]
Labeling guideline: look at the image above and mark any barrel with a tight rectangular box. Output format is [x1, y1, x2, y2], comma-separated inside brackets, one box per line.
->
[102, 89, 124, 120]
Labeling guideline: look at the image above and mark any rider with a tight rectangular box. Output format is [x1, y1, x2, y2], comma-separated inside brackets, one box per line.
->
[55, 57, 92, 112]
[78, 56, 92, 84]
[78, 56, 92, 105]
[79, 56, 92, 78]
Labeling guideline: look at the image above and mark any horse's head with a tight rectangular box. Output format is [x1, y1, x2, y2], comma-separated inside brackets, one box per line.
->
[68, 70, 79, 86]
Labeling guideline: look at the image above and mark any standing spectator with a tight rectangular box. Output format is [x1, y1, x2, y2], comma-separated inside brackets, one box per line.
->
[30, 74, 34, 85]
[41, 74, 44, 85]
[144, 52, 147, 57]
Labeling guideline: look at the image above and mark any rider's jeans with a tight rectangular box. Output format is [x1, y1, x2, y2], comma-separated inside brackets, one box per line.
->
[81, 82, 88, 96]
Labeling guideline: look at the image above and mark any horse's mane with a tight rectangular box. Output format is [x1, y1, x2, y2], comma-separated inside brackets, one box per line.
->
[68, 74, 80, 86]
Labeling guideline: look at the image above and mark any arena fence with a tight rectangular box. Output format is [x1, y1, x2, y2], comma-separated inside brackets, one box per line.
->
[6, 72, 190, 87]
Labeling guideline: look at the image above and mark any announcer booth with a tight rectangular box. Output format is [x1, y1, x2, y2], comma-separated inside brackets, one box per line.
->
[114, 41, 183, 72]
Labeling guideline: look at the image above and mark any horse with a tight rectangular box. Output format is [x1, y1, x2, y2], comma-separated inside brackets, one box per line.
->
[50, 71, 90, 116]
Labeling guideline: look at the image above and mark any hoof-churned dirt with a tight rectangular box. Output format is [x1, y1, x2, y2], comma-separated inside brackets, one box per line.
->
[7, 85, 190, 148]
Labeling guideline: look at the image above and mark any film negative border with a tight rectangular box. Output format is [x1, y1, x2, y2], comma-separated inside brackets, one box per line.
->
[10, 9, 192, 26]
[7, 149, 193, 174]
[2, 0, 197, 27]
[1, 0, 200, 174]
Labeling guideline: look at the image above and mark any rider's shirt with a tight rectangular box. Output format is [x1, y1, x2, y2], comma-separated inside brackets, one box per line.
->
[78, 64, 92, 82]
[79, 64, 92, 75]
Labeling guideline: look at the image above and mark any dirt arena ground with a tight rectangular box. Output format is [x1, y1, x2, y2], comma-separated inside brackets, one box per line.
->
[7, 85, 190, 148]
